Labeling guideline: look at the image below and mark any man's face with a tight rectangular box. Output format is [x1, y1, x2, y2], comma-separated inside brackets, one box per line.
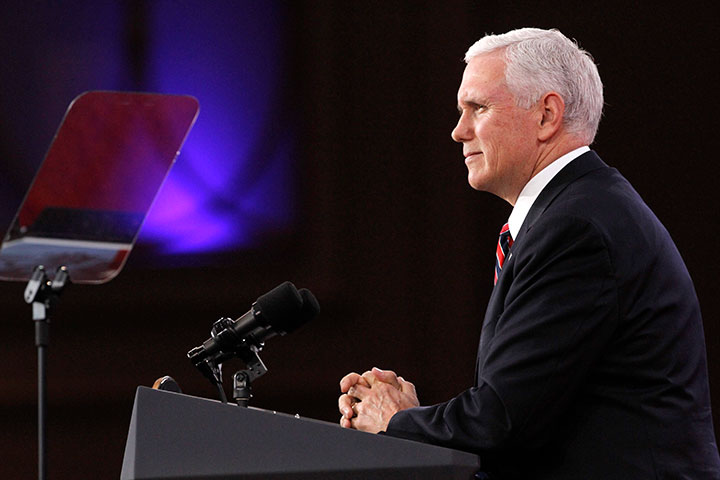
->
[452, 52, 540, 204]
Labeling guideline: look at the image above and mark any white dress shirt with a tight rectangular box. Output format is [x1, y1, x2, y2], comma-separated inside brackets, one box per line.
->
[507, 146, 590, 240]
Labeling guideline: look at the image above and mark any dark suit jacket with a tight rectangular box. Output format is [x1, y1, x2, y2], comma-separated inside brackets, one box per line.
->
[385, 151, 720, 479]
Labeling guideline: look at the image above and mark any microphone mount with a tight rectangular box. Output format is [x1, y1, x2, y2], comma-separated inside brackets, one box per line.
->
[187, 282, 320, 407]
[191, 316, 270, 407]
[232, 346, 267, 408]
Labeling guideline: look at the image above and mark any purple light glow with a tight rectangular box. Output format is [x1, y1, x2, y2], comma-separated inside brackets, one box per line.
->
[139, 2, 295, 257]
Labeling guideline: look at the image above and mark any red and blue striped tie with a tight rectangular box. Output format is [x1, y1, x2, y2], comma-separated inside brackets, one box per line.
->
[494, 223, 513, 285]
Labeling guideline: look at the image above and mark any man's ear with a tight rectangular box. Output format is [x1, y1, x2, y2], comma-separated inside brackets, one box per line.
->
[537, 92, 565, 142]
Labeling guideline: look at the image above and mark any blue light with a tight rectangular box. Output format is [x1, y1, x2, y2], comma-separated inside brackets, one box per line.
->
[140, 1, 295, 256]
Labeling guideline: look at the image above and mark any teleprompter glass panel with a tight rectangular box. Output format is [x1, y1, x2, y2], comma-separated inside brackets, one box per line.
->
[0, 91, 199, 284]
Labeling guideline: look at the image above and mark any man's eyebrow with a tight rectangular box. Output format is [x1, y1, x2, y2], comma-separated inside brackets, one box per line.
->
[457, 100, 487, 112]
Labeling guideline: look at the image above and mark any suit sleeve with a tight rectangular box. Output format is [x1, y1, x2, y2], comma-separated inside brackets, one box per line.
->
[385, 214, 618, 454]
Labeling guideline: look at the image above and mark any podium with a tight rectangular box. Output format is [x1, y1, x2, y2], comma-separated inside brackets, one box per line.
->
[121, 387, 481, 479]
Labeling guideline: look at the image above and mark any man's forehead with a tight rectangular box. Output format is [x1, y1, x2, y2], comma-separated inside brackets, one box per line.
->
[462, 53, 506, 82]
[458, 52, 509, 95]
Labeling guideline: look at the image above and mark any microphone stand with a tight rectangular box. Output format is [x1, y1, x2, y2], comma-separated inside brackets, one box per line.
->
[24, 265, 69, 480]
[232, 346, 268, 407]
[189, 318, 269, 407]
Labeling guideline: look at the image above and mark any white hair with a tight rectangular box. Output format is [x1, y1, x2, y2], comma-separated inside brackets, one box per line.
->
[465, 28, 603, 144]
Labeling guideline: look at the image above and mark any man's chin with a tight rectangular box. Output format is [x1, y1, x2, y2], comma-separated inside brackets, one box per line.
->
[467, 173, 488, 192]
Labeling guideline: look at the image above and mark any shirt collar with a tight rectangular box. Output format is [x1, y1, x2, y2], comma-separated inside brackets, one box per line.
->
[507, 146, 590, 239]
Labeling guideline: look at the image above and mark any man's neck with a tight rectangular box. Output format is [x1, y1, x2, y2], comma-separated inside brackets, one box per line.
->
[531, 137, 586, 181]
[508, 136, 586, 206]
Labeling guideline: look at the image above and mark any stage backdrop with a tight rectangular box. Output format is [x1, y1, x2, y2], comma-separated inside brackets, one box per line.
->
[0, 1, 717, 478]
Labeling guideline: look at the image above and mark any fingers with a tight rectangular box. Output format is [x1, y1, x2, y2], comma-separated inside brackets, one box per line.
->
[339, 372, 371, 393]
[349, 383, 373, 399]
[339, 367, 417, 432]
[338, 393, 355, 420]
[339, 383, 372, 422]
[339, 372, 361, 393]
[339, 371, 371, 429]
[346, 381, 414, 434]
[363, 367, 402, 389]
[398, 376, 417, 396]
[342, 368, 401, 392]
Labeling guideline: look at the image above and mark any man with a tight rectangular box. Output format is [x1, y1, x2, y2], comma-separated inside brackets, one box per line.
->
[338, 28, 720, 478]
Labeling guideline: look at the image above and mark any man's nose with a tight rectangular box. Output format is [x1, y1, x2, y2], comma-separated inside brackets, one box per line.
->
[451, 113, 471, 143]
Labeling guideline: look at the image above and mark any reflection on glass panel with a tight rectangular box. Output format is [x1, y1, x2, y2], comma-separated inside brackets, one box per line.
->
[0, 91, 199, 284]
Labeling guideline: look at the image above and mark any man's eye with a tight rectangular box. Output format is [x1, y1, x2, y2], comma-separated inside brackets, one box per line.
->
[457, 104, 486, 115]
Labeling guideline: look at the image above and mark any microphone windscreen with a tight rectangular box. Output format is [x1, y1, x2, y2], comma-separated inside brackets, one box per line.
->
[298, 288, 320, 326]
[254, 281, 303, 328]
[271, 287, 319, 334]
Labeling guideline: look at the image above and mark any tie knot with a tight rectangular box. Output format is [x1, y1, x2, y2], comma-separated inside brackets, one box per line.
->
[494, 223, 513, 285]
[498, 223, 513, 249]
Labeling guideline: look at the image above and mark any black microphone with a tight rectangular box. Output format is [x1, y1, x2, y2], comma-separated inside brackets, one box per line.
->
[187, 282, 319, 366]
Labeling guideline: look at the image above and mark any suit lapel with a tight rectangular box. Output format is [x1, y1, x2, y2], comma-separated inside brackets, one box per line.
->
[475, 151, 608, 385]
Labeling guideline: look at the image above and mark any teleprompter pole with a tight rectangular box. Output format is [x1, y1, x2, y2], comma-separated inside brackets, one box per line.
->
[24, 265, 69, 480]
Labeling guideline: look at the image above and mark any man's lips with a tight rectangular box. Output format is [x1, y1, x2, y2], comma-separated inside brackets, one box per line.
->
[464, 151, 482, 159]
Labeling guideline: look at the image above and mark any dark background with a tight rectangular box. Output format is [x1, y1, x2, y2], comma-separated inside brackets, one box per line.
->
[1, 1, 718, 478]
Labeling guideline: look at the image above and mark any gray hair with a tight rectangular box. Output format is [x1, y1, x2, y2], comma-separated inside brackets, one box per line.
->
[465, 28, 603, 144]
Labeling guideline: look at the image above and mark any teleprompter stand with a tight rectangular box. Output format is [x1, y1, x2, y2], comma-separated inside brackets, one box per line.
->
[0, 91, 199, 480]
[24, 265, 69, 480]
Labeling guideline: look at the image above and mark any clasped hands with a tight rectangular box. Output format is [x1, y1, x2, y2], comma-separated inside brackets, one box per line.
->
[338, 367, 419, 433]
